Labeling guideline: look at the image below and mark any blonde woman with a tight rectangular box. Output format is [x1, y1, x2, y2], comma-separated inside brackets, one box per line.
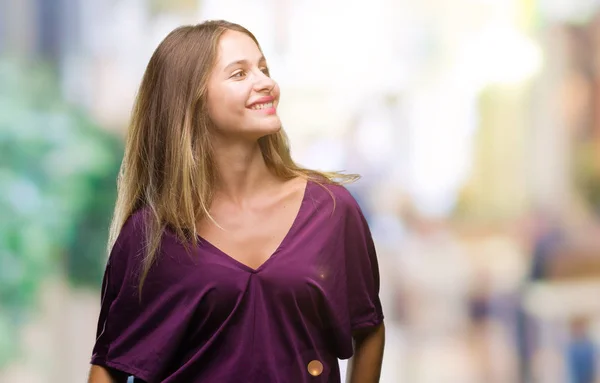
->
[88, 20, 385, 383]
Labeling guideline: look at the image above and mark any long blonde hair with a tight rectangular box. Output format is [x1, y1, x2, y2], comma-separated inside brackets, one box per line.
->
[108, 20, 357, 296]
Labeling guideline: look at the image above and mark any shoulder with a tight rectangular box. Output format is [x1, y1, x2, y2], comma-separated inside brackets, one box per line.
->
[109, 207, 152, 263]
[307, 180, 364, 220]
[308, 181, 375, 252]
[117, 208, 150, 244]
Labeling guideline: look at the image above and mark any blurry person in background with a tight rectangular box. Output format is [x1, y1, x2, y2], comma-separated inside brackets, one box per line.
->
[567, 317, 597, 383]
[86, 20, 385, 383]
[516, 209, 564, 383]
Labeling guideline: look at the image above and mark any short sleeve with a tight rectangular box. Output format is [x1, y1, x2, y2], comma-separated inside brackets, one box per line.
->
[343, 196, 384, 331]
[90, 210, 189, 382]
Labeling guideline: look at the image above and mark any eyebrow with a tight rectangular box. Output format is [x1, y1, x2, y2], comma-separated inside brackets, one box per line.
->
[223, 56, 267, 72]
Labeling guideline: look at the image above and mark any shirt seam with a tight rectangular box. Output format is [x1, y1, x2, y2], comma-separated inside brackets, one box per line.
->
[351, 311, 385, 331]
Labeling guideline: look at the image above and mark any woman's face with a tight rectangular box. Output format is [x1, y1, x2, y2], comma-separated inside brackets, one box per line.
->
[206, 30, 281, 140]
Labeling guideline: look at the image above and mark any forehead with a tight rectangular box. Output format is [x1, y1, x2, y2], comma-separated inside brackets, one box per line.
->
[214, 30, 263, 68]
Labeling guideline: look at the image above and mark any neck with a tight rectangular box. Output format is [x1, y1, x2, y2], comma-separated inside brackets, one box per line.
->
[211, 136, 278, 206]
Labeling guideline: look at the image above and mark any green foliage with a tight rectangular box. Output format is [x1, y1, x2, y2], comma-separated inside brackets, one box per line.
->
[0, 58, 123, 367]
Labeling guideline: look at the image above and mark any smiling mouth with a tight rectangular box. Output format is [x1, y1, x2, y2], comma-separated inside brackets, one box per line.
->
[249, 102, 274, 110]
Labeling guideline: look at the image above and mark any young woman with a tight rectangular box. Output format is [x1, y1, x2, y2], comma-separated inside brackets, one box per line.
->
[87, 20, 385, 383]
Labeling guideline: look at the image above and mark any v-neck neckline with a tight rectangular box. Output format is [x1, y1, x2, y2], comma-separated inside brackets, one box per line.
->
[197, 179, 312, 274]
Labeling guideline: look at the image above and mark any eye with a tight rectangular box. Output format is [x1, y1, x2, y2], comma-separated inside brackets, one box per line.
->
[231, 70, 246, 78]
[260, 67, 270, 77]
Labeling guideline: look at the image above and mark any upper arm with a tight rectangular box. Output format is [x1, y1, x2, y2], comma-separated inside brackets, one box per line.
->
[88, 364, 129, 383]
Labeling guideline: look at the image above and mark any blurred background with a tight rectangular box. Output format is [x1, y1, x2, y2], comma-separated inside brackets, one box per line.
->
[2, 0, 600, 382]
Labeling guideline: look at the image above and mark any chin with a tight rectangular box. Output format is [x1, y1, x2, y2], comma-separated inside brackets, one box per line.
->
[253, 126, 281, 141]
[254, 118, 282, 135]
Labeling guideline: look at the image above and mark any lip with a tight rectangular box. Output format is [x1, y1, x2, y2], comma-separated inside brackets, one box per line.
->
[247, 96, 275, 108]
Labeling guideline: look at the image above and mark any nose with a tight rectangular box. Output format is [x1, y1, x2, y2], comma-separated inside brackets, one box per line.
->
[253, 70, 275, 93]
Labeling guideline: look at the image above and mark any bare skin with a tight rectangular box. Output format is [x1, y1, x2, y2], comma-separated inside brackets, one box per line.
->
[346, 323, 386, 383]
[196, 132, 307, 270]
[88, 365, 127, 383]
[196, 29, 303, 270]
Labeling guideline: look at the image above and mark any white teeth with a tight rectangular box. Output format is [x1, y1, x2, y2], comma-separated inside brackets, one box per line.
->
[251, 102, 273, 110]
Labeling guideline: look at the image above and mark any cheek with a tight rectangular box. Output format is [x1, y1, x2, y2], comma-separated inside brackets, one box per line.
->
[206, 88, 249, 129]
[272, 84, 281, 103]
[205, 93, 222, 124]
[216, 85, 248, 112]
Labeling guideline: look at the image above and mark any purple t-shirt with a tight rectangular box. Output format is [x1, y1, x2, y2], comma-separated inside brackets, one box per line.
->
[91, 181, 384, 382]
